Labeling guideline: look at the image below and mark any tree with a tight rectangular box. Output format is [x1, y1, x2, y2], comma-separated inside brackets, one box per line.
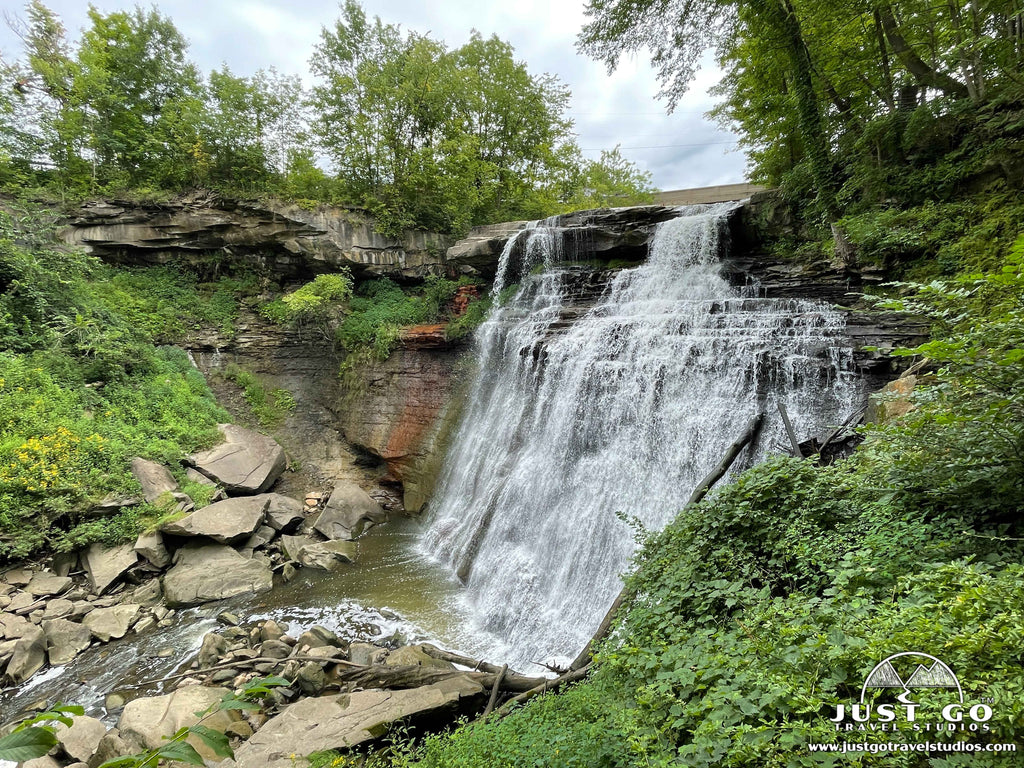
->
[579, 0, 840, 219]
[74, 6, 204, 187]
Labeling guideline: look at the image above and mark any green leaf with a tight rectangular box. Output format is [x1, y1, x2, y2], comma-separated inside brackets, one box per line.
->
[97, 756, 146, 768]
[190, 725, 234, 759]
[155, 741, 206, 766]
[0, 727, 59, 762]
[217, 699, 261, 711]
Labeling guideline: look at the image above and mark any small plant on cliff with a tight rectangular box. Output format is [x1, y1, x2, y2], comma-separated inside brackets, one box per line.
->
[220, 363, 296, 428]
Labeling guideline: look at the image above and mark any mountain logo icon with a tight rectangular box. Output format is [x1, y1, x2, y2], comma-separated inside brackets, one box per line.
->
[860, 652, 963, 704]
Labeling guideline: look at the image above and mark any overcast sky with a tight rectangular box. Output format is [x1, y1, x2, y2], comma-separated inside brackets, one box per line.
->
[0, 0, 750, 190]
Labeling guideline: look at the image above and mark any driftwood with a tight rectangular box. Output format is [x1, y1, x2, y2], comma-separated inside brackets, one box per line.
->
[482, 664, 508, 717]
[490, 664, 592, 720]
[777, 401, 804, 457]
[571, 412, 767, 671]
[816, 405, 866, 461]
[334, 664, 549, 694]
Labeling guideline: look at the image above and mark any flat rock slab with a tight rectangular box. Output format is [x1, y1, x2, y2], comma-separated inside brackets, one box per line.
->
[232, 677, 486, 768]
[161, 496, 269, 544]
[134, 530, 171, 568]
[6, 623, 46, 683]
[82, 542, 139, 594]
[314, 482, 386, 541]
[25, 572, 72, 597]
[188, 424, 286, 494]
[119, 685, 238, 761]
[163, 542, 273, 606]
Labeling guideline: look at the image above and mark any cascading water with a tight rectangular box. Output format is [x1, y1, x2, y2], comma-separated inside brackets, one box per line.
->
[422, 203, 862, 669]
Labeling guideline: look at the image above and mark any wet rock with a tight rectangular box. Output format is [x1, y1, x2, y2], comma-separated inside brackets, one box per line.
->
[218, 611, 241, 626]
[279, 534, 315, 562]
[105, 692, 126, 710]
[187, 424, 286, 495]
[295, 661, 327, 694]
[259, 639, 292, 659]
[314, 483, 387, 541]
[43, 618, 93, 666]
[42, 598, 74, 621]
[25, 572, 72, 597]
[256, 493, 306, 532]
[133, 614, 156, 633]
[209, 668, 237, 683]
[280, 562, 297, 583]
[83, 604, 140, 642]
[161, 495, 269, 544]
[231, 677, 486, 768]
[118, 685, 239, 761]
[198, 632, 229, 667]
[298, 625, 342, 649]
[130, 457, 179, 503]
[55, 714, 107, 763]
[162, 541, 273, 606]
[130, 579, 162, 607]
[6, 623, 46, 683]
[297, 540, 356, 571]
[385, 645, 456, 670]
[349, 642, 389, 666]
[82, 543, 139, 594]
[260, 620, 286, 643]
[134, 531, 171, 569]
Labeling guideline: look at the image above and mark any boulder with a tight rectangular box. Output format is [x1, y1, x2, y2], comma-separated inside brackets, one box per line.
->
[83, 604, 140, 642]
[6, 623, 46, 683]
[231, 677, 486, 767]
[297, 540, 356, 571]
[54, 715, 107, 763]
[43, 618, 93, 665]
[20, 757, 61, 768]
[384, 645, 456, 670]
[41, 598, 74, 620]
[81, 543, 139, 594]
[187, 424, 286, 494]
[162, 542, 273, 606]
[130, 579, 162, 607]
[198, 632, 229, 667]
[866, 374, 918, 424]
[25, 572, 72, 597]
[295, 662, 327, 695]
[260, 620, 287, 643]
[130, 457, 179, 503]
[297, 625, 342, 649]
[0, 611, 33, 639]
[349, 642, 389, 666]
[258, 494, 305, 532]
[134, 531, 171, 569]
[314, 483, 386, 541]
[90, 728, 129, 767]
[118, 685, 239, 761]
[160, 496, 269, 544]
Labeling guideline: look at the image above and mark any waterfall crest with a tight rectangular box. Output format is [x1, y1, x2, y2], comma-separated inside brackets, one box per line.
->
[421, 203, 861, 668]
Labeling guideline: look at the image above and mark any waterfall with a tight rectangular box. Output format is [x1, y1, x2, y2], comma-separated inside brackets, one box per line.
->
[421, 203, 861, 669]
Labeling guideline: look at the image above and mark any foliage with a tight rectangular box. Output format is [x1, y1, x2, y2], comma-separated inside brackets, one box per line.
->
[1, 1, 653, 232]
[220, 362, 296, 428]
[0, 208, 235, 560]
[0, 679, 287, 767]
[403, 245, 1024, 766]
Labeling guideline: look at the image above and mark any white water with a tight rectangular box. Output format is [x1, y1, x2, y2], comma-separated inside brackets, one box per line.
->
[421, 203, 862, 670]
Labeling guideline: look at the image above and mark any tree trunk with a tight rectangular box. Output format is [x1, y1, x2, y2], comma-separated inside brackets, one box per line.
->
[878, 4, 970, 99]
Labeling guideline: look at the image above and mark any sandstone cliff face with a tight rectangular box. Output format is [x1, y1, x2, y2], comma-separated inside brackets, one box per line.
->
[339, 337, 467, 513]
[61, 193, 452, 280]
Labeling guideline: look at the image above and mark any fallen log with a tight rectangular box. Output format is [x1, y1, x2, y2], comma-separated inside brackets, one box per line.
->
[333, 664, 550, 694]
[571, 411, 766, 671]
[777, 401, 803, 457]
[490, 663, 592, 720]
[482, 664, 508, 717]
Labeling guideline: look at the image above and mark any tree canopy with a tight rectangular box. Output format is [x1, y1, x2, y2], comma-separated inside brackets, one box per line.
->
[0, 0, 654, 233]
[580, 0, 1024, 223]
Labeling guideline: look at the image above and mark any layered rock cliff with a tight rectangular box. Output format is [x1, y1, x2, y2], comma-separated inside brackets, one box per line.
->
[63, 193, 931, 515]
